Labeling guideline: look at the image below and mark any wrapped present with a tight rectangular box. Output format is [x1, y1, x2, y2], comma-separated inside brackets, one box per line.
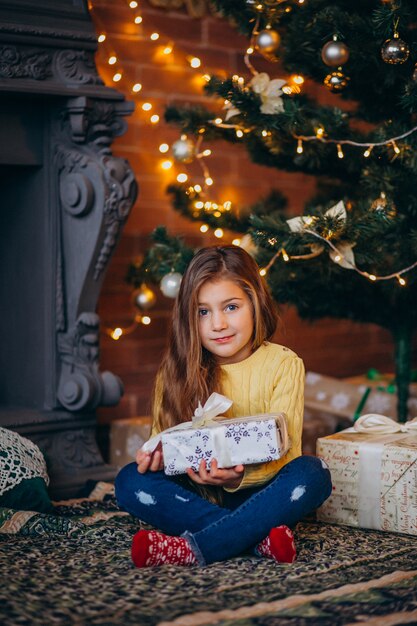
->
[317, 414, 417, 535]
[305, 371, 417, 422]
[110, 416, 152, 469]
[142, 393, 289, 476]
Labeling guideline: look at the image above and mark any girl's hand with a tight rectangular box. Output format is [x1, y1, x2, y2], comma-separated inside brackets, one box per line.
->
[186, 459, 244, 489]
[136, 443, 164, 474]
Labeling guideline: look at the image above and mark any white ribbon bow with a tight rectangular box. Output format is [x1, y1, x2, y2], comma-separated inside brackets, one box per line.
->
[141, 393, 233, 454]
[354, 413, 417, 434]
[192, 392, 233, 428]
[286, 200, 347, 233]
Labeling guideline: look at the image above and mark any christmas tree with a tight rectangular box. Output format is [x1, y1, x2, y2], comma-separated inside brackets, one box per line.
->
[132, 0, 417, 422]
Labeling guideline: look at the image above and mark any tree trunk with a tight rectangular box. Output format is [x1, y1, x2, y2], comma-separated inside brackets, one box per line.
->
[393, 326, 412, 423]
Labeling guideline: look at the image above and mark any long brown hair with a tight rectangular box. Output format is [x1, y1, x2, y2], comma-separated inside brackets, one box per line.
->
[152, 245, 278, 431]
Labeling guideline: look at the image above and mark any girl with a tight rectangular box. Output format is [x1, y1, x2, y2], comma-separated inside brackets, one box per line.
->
[115, 245, 332, 568]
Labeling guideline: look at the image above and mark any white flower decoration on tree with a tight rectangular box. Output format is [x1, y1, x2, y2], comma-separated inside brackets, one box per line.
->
[250, 72, 286, 114]
[223, 72, 286, 120]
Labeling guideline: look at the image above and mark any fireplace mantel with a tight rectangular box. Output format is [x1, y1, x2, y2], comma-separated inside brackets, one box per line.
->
[0, 0, 137, 497]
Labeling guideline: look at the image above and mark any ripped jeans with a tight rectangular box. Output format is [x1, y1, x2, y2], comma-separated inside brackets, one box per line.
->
[115, 455, 332, 566]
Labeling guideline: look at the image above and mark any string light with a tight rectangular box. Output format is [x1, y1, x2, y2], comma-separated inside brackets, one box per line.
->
[159, 143, 169, 153]
[150, 32, 160, 41]
[108, 55, 117, 65]
[363, 146, 373, 158]
[132, 83, 142, 92]
[337, 143, 344, 159]
[134, 16, 143, 24]
[297, 138, 303, 154]
[200, 224, 209, 232]
[177, 173, 188, 183]
[98, 34, 106, 43]
[150, 114, 160, 124]
[161, 159, 173, 170]
[142, 102, 152, 111]
[214, 228, 224, 238]
[112, 72, 122, 82]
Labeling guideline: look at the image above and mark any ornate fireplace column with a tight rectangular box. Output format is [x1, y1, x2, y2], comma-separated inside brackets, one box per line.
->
[0, 1, 137, 496]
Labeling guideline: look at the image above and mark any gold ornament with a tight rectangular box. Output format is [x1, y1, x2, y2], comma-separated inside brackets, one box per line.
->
[132, 284, 157, 311]
[255, 27, 280, 57]
[324, 68, 349, 92]
[321, 38, 350, 67]
[370, 193, 397, 219]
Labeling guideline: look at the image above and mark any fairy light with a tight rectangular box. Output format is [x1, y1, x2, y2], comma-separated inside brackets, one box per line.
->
[134, 16, 143, 24]
[141, 316, 151, 325]
[98, 34, 106, 43]
[292, 75, 304, 85]
[236, 129, 244, 138]
[398, 275, 406, 286]
[194, 184, 202, 192]
[161, 159, 173, 170]
[368, 274, 377, 281]
[112, 72, 122, 82]
[297, 139, 303, 154]
[337, 144, 344, 159]
[111, 327, 123, 340]
[150, 32, 159, 41]
[159, 143, 169, 153]
[392, 141, 400, 155]
[195, 201, 204, 209]
[132, 83, 142, 92]
[259, 268, 267, 276]
[205, 177, 214, 186]
[363, 146, 373, 158]
[316, 126, 324, 138]
[142, 102, 152, 111]
[150, 114, 159, 124]
[214, 118, 223, 125]
[232, 238, 241, 246]
[203, 74, 211, 82]
[108, 55, 117, 65]
[214, 228, 224, 238]
[282, 249, 290, 262]
[223, 201, 232, 210]
[202, 149, 212, 156]
[177, 173, 188, 183]
[163, 44, 173, 55]
[129, 0, 138, 7]
[188, 57, 201, 68]
[200, 224, 209, 233]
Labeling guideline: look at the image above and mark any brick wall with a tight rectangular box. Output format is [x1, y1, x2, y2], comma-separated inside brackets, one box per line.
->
[91, 0, 406, 423]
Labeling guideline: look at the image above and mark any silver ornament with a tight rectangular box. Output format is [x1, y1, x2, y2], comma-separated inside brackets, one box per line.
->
[381, 35, 410, 64]
[160, 272, 182, 298]
[255, 28, 280, 54]
[321, 40, 350, 67]
[132, 284, 157, 311]
[172, 137, 195, 163]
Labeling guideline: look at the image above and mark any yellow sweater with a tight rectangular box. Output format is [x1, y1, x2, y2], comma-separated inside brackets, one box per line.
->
[151, 342, 305, 493]
[219, 342, 305, 491]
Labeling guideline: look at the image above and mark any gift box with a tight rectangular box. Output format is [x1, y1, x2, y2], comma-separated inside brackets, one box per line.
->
[142, 393, 289, 476]
[316, 414, 417, 535]
[305, 371, 417, 422]
[110, 416, 152, 469]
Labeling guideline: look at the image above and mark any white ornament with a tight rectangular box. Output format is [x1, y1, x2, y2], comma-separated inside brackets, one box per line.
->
[249, 72, 286, 115]
[160, 272, 182, 298]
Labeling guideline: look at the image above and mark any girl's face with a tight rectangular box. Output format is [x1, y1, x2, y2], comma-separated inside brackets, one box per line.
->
[197, 278, 254, 365]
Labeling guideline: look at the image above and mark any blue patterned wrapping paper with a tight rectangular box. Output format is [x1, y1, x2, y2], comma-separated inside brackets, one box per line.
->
[161, 413, 288, 476]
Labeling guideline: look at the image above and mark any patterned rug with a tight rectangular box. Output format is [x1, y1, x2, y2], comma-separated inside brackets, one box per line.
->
[1, 482, 416, 626]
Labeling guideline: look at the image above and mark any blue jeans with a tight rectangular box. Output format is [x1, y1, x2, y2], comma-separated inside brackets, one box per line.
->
[115, 455, 332, 565]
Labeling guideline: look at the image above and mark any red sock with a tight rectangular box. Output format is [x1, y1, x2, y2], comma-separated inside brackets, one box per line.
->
[131, 530, 197, 568]
[255, 525, 296, 564]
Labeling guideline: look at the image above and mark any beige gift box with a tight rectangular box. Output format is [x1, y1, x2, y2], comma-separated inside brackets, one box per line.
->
[317, 416, 417, 536]
[110, 416, 152, 470]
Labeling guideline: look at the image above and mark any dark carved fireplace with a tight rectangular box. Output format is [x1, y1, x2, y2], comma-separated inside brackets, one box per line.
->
[0, 0, 137, 496]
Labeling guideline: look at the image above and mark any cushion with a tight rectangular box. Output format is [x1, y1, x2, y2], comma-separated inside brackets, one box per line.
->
[0, 427, 53, 513]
